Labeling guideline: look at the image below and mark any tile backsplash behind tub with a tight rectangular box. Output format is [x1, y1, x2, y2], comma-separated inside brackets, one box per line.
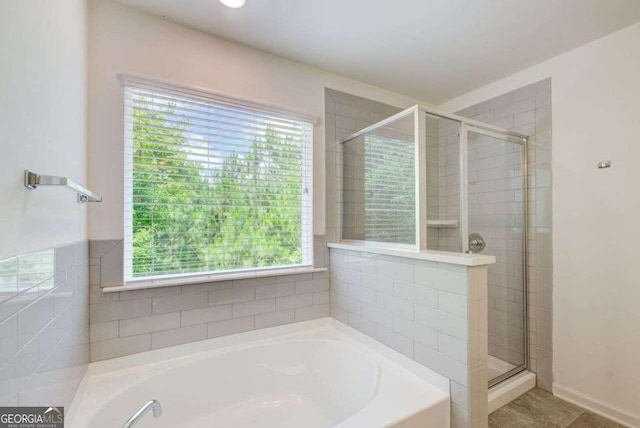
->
[89, 239, 330, 361]
[0, 241, 89, 408]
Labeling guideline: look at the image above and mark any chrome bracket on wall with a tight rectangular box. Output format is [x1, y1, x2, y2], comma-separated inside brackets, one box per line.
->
[24, 169, 103, 203]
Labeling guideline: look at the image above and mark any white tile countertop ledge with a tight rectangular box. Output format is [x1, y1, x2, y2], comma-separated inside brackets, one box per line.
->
[328, 241, 496, 266]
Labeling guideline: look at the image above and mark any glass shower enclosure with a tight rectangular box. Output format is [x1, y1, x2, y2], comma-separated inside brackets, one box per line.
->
[340, 105, 529, 386]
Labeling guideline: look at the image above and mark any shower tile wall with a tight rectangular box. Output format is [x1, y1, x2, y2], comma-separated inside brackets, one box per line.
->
[433, 120, 462, 252]
[0, 242, 89, 408]
[426, 116, 443, 242]
[427, 116, 461, 251]
[451, 79, 552, 389]
[89, 240, 329, 361]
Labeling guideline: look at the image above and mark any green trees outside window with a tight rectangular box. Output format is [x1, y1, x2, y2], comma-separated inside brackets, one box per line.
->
[128, 93, 309, 278]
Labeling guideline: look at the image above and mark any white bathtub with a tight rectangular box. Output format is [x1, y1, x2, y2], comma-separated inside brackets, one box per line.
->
[68, 318, 450, 427]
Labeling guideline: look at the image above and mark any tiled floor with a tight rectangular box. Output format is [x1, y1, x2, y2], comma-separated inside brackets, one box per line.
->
[489, 388, 627, 428]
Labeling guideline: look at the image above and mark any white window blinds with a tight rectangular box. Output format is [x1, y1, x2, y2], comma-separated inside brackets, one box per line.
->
[123, 81, 313, 283]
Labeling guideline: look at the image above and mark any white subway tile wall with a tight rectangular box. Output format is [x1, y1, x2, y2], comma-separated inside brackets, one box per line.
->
[330, 247, 489, 428]
[88, 240, 330, 362]
[0, 242, 89, 408]
[454, 79, 553, 390]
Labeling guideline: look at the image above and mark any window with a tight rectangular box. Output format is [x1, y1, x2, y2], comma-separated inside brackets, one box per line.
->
[122, 76, 313, 284]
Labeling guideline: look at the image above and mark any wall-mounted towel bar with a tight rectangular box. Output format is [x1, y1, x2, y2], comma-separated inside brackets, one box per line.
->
[24, 170, 102, 203]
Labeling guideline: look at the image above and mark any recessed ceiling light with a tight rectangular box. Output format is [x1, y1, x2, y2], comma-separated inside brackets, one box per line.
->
[219, 0, 246, 8]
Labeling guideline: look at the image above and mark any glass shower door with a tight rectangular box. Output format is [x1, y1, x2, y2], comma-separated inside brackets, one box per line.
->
[466, 127, 528, 385]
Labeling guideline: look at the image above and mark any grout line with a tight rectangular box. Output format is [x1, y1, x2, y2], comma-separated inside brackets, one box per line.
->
[563, 409, 586, 428]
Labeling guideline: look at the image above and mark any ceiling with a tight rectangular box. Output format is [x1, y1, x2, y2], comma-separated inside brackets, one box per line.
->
[114, 0, 640, 103]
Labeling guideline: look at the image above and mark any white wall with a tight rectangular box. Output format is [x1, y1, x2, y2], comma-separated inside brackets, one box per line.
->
[440, 22, 640, 425]
[87, 0, 429, 241]
[0, 0, 88, 259]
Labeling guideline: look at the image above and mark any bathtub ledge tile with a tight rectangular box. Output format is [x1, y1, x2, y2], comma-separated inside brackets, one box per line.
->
[294, 304, 330, 322]
[207, 316, 255, 338]
[275, 294, 313, 311]
[181, 305, 232, 327]
[151, 324, 207, 350]
[90, 334, 151, 361]
[151, 291, 208, 314]
[233, 299, 276, 318]
[119, 312, 180, 337]
[255, 310, 294, 329]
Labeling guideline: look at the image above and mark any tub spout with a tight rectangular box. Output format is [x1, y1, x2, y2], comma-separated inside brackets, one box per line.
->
[122, 400, 162, 427]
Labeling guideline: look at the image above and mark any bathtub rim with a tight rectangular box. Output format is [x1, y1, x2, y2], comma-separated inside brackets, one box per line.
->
[68, 317, 450, 424]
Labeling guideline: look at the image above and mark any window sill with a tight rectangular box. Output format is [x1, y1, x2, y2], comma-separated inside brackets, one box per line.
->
[102, 266, 327, 294]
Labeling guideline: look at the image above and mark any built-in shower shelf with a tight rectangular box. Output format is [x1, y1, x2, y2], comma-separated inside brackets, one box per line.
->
[426, 219, 459, 228]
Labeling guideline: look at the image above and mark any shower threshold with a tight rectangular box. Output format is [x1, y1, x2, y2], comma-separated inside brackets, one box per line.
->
[488, 371, 536, 413]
